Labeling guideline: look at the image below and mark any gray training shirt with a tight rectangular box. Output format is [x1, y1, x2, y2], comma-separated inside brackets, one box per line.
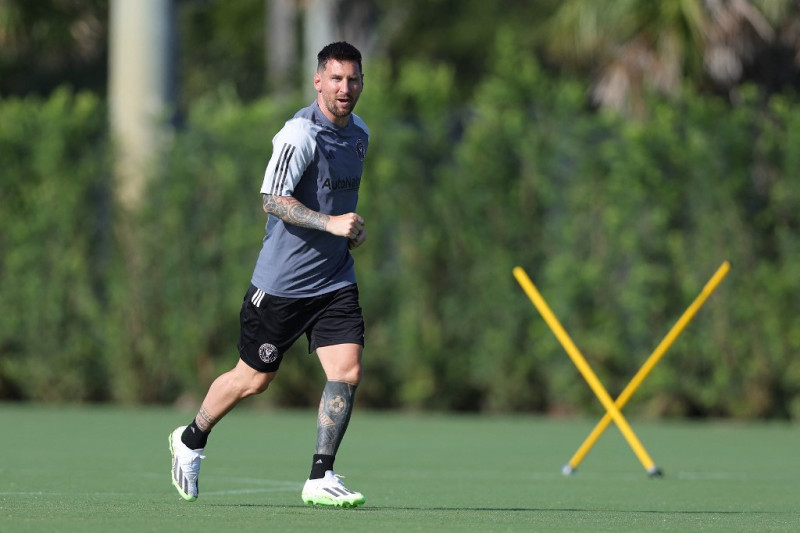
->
[251, 101, 369, 298]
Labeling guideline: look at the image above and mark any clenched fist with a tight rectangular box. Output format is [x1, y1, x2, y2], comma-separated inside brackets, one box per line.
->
[326, 213, 365, 240]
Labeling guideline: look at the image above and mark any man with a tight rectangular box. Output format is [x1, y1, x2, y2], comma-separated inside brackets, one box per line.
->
[169, 41, 369, 508]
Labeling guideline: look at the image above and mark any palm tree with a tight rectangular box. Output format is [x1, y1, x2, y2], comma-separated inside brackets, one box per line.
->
[0, 0, 108, 96]
[542, 0, 800, 115]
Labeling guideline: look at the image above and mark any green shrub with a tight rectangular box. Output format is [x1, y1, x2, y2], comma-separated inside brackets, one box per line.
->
[1, 35, 798, 418]
[0, 89, 110, 400]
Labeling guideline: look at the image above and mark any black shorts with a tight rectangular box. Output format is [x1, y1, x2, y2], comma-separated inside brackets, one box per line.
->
[237, 283, 365, 372]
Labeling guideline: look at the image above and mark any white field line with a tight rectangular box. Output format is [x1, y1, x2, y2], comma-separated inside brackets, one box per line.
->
[1, 473, 301, 498]
[674, 471, 752, 480]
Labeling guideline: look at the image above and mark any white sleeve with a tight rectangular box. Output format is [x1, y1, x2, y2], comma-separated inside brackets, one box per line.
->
[260, 118, 316, 196]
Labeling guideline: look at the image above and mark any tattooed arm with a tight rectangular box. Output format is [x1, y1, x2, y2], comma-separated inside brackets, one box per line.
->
[262, 193, 329, 231]
[262, 194, 366, 246]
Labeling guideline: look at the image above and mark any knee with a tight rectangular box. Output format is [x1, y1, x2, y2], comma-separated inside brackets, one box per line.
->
[340, 362, 362, 386]
[230, 363, 276, 397]
[245, 372, 274, 395]
[318, 344, 363, 385]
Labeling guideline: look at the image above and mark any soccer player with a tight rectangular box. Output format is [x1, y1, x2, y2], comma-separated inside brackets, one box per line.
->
[169, 41, 369, 508]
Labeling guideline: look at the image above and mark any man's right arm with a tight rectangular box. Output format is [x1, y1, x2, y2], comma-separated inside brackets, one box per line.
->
[262, 194, 365, 240]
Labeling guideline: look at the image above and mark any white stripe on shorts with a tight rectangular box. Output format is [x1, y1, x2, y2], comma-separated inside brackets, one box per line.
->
[251, 288, 266, 307]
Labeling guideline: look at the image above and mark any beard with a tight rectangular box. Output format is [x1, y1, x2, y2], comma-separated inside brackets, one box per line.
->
[322, 94, 357, 119]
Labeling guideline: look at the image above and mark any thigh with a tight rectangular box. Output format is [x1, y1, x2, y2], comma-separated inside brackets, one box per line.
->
[237, 284, 309, 372]
[307, 284, 365, 352]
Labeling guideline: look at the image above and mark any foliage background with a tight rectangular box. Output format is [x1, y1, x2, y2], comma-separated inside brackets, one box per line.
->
[1, 3, 799, 419]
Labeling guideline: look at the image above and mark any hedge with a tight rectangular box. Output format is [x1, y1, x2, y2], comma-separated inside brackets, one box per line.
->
[1, 35, 798, 418]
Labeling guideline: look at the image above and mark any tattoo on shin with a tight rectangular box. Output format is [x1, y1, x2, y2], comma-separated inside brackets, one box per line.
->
[195, 406, 218, 433]
[316, 381, 357, 456]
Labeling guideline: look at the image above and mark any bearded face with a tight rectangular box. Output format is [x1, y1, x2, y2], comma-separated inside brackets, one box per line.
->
[314, 59, 364, 127]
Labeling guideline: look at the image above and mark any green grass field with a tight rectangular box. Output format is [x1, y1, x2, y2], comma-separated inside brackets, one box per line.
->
[1, 404, 797, 532]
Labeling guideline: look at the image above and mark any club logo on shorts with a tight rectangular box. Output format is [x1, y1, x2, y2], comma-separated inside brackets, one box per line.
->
[258, 343, 279, 364]
[327, 395, 346, 414]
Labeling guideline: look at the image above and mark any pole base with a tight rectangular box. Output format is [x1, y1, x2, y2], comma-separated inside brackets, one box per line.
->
[561, 464, 576, 476]
[647, 466, 663, 478]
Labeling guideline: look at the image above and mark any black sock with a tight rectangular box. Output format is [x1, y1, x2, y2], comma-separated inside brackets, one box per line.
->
[309, 454, 335, 479]
[181, 420, 209, 450]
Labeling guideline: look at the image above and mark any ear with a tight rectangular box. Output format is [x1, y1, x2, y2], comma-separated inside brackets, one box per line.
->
[313, 71, 322, 92]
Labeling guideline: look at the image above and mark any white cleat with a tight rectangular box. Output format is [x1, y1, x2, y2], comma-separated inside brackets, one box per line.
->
[168, 426, 205, 501]
[301, 470, 366, 508]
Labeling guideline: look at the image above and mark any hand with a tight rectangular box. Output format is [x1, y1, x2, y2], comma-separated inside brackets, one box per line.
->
[326, 213, 365, 239]
[348, 228, 368, 250]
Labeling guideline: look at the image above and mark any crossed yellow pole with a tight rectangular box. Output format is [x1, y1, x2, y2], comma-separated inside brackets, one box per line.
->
[513, 261, 730, 477]
[562, 262, 731, 474]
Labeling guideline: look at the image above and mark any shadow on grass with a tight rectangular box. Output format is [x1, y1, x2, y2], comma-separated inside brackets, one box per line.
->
[205, 503, 797, 515]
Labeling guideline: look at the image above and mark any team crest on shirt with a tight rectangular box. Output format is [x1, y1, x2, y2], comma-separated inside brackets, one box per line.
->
[355, 139, 366, 162]
[258, 343, 279, 363]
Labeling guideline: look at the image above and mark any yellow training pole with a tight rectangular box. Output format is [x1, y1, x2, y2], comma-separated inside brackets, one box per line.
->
[513, 267, 661, 476]
[562, 261, 731, 474]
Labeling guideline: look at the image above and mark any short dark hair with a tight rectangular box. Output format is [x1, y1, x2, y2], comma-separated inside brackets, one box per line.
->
[317, 41, 362, 74]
